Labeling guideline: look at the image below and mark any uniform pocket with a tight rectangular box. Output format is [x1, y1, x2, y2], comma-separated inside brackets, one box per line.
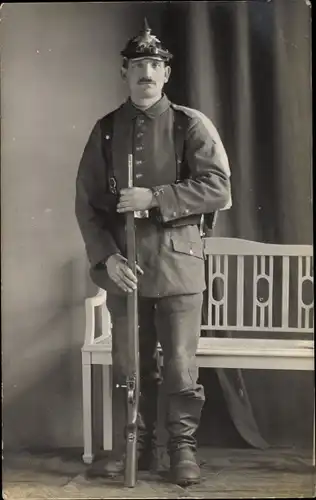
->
[171, 237, 204, 259]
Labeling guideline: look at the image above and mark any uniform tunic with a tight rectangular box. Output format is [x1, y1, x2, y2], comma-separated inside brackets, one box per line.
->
[75, 94, 231, 297]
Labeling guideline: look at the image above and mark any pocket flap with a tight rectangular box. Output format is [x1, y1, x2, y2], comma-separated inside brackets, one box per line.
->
[171, 238, 204, 259]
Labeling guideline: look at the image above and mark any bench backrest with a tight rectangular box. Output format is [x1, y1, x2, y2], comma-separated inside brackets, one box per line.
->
[96, 237, 314, 342]
[202, 237, 314, 334]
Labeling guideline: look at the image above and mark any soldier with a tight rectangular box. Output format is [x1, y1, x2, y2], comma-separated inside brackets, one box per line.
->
[75, 19, 232, 486]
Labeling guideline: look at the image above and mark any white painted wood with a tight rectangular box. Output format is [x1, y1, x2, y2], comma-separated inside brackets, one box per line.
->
[298, 256, 303, 329]
[87, 337, 313, 362]
[84, 299, 95, 345]
[101, 301, 112, 340]
[84, 290, 108, 345]
[194, 355, 313, 371]
[268, 256, 273, 328]
[89, 288, 107, 307]
[253, 256, 258, 328]
[223, 255, 228, 327]
[91, 351, 112, 365]
[236, 255, 244, 327]
[306, 256, 311, 278]
[87, 349, 313, 371]
[195, 337, 313, 356]
[281, 256, 290, 328]
[200, 325, 314, 332]
[204, 237, 313, 257]
[82, 352, 93, 464]
[208, 254, 213, 326]
[81, 237, 314, 464]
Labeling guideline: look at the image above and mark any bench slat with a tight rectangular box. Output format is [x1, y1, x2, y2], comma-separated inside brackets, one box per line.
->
[85, 337, 314, 371]
[203, 237, 313, 257]
[201, 325, 314, 332]
[83, 337, 313, 356]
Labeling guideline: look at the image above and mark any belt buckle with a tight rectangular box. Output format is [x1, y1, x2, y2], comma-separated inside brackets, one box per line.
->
[134, 210, 149, 219]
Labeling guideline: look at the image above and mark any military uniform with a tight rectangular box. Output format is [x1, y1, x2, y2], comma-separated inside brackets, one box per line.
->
[75, 20, 232, 485]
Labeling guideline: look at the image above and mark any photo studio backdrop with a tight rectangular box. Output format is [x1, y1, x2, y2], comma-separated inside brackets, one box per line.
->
[1, 1, 312, 451]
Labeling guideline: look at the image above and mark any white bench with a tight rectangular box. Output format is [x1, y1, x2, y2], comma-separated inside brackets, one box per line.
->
[81, 237, 314, 465]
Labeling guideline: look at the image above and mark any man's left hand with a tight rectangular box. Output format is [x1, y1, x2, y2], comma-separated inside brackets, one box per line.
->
[117, 187, 157, 213]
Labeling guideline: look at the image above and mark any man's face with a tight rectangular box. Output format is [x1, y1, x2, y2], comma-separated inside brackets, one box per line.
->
[121, 58, 171, 100]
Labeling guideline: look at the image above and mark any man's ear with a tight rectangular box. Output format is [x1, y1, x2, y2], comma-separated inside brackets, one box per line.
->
[121, 67, 127, 80]
[164, 65, 171, 83]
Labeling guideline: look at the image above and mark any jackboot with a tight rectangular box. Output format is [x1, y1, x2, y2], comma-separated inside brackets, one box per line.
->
[169, 445, 200, 486]
[137, 430, 157, 471]
[109, 418, 156, 473]
[98, 432, 156, 477]
[96, 381, 158, 476]
[136, 379, 159, 471]
[165, 387, 205, 485]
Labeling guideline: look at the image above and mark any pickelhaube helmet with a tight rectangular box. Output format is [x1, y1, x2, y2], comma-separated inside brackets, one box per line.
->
[121, 18, 173, 62]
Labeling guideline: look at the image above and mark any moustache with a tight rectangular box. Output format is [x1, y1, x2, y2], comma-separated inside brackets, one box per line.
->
[138, 79, 155, 84]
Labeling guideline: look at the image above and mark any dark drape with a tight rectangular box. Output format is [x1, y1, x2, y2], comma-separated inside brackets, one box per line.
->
[165, 0, 312, 242]
[156, 0, 312, 449]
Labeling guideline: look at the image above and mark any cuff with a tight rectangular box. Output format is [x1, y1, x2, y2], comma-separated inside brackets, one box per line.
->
[151, 185, 190, 223]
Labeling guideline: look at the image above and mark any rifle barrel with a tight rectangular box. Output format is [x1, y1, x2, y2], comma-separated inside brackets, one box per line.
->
[124, 154, 140, 487]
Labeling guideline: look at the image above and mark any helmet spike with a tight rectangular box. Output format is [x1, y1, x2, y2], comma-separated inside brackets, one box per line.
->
[143, 17, 151, 33]
[120, 17, 173, 62]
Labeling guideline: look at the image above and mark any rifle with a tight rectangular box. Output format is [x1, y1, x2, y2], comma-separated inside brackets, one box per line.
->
[123, 153, 140, 487]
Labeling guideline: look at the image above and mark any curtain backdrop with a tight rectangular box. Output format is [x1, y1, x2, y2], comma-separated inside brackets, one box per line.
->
[157, 0, 312, 450]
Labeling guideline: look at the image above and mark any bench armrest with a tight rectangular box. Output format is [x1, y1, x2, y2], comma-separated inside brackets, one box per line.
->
[84, 288, 108, 345]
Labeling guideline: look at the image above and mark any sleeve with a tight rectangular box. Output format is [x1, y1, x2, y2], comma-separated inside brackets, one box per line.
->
[151, 112, 232, 223]
[75, 120, 121, 267]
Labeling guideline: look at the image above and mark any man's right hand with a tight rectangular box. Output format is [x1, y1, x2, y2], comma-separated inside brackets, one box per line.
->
[106, 253, 143, 293]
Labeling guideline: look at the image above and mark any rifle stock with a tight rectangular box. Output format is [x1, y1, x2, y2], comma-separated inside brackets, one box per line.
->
[124, 154, 140, 488]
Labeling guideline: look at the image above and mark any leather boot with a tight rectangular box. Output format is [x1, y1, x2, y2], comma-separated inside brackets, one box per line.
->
[97, 437, 156, 477]
[169, 445, 200, 486]
[118, 393, 158, 473]
[95, 396, 157, 477]
[165, 386, 204, 485]
[136, 426, 157, 471]
[136, 378, 159, 471]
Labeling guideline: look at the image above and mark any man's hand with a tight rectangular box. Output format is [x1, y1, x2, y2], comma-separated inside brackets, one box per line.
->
[117, 187, 157, 213]
[106, 253, 144, 293]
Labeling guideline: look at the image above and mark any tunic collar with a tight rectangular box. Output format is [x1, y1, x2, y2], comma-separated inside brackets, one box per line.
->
[121, 93, 170, 120]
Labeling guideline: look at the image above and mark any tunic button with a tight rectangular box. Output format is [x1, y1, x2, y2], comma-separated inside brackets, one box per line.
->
[172, 211, 177, 217]
[137, 132, 143, 138]
[189, 249, 194, 255]
[184, 209, 189, 214]
[136, 146, 143, 151]
[136, 160, 142, 165]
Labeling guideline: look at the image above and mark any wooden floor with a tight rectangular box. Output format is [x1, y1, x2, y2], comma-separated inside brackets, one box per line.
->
[3, 447, 315, 499]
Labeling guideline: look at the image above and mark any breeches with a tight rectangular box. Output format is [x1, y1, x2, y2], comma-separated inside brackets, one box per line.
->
[107, 292, 205, 451]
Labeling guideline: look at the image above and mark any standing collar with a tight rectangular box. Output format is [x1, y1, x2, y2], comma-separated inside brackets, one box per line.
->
[121, 94, 170, 120]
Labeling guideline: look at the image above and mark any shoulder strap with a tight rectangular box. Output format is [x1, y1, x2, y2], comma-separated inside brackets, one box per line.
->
[172, 107, 189, 181]
[99, 111, 115, 190]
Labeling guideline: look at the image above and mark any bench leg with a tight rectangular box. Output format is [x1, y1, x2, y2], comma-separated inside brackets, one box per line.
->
[82, 352, 94, 464]
[102, 365, 113, 451]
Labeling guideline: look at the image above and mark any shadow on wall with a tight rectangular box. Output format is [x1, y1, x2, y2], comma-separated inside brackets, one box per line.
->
[2, 256, 100, 451]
